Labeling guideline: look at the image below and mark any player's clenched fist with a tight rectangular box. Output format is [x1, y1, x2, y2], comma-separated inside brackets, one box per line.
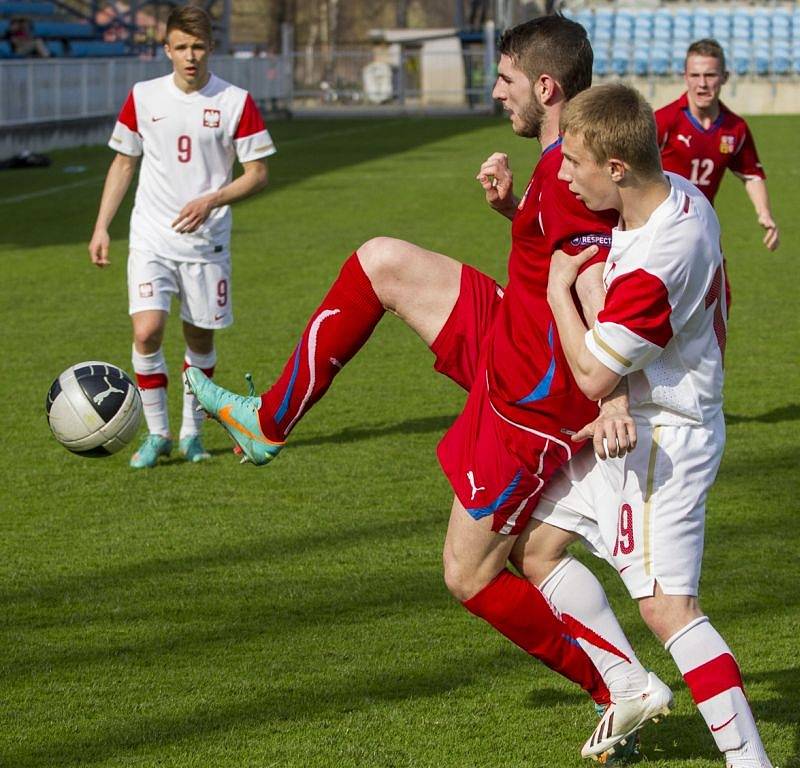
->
[89, 229, 111, 267]
[476, 152, 517, 219]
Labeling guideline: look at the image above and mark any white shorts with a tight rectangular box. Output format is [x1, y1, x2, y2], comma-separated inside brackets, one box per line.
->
[533, 414, 725, 599]
[127, 249, 233, 330]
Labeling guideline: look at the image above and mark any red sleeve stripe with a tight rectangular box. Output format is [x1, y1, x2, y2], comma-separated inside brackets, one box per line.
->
[683, 194, 691, 214]
[234, 93, 266, 139]
[118, 89, 137, 133]
[598, 268, 673, 348]
[683, 653, 744, 704]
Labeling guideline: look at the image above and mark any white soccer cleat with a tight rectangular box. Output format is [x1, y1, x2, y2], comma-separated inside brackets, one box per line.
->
[581, 672, 673, 762]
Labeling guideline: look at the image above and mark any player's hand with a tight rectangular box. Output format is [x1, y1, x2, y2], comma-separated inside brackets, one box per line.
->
[549, 245, 598, 292]
[758, 214, 779, 251]
[476, 152, 515, 213]
[573, 398, 637, 460]
[172, 194, 216, 234]
[89, 229, 111, 267]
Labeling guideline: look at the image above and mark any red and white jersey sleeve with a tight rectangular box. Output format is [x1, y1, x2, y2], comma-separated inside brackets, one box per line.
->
[107, 74, 276, 262]
[587, 173, 727, 425]
[109, 90, 143, 156]
[233, 93, 274, 163]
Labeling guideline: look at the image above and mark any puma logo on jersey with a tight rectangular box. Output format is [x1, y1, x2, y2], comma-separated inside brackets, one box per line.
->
[93, 377, 125, 405]
[677, 134, 692, 147]
[466, 471, 486, 501]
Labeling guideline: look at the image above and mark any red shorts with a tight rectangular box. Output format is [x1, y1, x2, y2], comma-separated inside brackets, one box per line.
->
[432, 265, 573, 535]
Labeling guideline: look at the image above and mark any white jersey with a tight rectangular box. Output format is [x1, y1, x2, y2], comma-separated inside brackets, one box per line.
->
[586, 173, 727, 426]
[109, 73, 276, 262]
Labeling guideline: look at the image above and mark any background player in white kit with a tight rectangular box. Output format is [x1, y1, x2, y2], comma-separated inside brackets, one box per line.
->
[511, 83, 772, 767]
[88, 4, 275, 468]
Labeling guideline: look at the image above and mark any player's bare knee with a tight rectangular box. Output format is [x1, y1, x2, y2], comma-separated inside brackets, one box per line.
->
[357, 237, 412, 308]
[442, 552, 482, 603]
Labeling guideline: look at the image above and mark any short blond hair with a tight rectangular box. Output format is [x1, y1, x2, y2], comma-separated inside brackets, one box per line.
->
[560, 83, 661, 176]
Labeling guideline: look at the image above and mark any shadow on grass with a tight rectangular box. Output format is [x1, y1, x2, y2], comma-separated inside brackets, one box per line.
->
[290, 413, 459, 449]
[725, 403, 800, 425]
[0, 117, 501, 249]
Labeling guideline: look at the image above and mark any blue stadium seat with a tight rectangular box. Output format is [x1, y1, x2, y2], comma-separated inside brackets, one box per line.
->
[612, 45, 629, 76]
[0, 39, 12, 57]
[633, 49, 649, 76]
[651, 43, 670, 76]
[0, 1, 54, 16]
[45, 38, 62, 56]
[576, 10, 593, 35]
[772, 46, 790, 75]
[33, 20, 95, 38]
[69, 39, 127, 57]
[0, 18, 7, 36]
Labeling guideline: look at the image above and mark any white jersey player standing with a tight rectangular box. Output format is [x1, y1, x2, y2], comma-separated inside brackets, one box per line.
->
[88, 4, 275, 468]
[512, 83, 772, 767]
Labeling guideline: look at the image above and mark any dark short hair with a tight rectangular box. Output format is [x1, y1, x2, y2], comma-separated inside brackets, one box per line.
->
[498, 15, 593, 99]
[166, 4, 213, 44]
[686, 38, 727, 72]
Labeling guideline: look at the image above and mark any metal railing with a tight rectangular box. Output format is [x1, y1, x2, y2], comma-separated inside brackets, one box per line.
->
[0, 53, 289, 127]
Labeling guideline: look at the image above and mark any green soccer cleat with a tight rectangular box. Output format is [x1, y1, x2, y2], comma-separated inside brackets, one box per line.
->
[130, 433, 173, 469]
[183, 367, 284, 466]
[179, 434, 211, 463]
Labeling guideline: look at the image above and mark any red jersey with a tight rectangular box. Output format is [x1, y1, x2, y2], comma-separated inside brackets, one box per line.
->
[487, 139, 618, 437]
[655, 93, 765, 203]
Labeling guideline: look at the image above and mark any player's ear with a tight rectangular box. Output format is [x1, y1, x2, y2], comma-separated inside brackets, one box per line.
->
[721, 69, 730, 86]
[537, 74, 558, 104]
[163, 42, 172, 60]
[608, 158, 626, 183]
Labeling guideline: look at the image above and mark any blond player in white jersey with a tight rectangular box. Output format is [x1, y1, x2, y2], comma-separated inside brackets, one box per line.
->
[507, 84, 772, 767]
[88, 4, 275, 468]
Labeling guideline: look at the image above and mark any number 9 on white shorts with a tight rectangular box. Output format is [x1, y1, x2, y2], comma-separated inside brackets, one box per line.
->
[127, 249, 233, 329]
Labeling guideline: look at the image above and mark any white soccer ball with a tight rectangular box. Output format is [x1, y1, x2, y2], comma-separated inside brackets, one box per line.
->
[46, 361, 143, 457]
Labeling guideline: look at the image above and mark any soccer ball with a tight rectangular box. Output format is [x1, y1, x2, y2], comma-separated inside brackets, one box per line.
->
[46, 361, 143, 457]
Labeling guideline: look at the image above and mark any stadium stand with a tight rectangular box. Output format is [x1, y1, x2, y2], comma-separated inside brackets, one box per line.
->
[0, 0, 128, 57]
[564, 4, 800, 78]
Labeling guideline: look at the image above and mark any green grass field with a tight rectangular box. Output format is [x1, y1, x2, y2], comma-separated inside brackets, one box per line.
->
[1, 114, 798, 768]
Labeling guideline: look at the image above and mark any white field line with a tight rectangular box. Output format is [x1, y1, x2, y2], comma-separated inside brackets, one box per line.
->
[0, 121, 409, 206]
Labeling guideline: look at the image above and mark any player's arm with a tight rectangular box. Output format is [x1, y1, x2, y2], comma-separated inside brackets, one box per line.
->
[172, 158, 268, 234]
[547, 245, 621, 401]
[742, 177, 779, 251]
[573, 379, 636, 459]
[476, 152, 519, 220]
[89, 152, 139, 268]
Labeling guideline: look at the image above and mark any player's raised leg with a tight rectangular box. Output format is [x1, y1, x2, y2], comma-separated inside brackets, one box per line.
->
[642, 592, 773, 768]
[180, 322, 215, 463]
[130, 309, 173, 468]
[186, 238, 462, 464]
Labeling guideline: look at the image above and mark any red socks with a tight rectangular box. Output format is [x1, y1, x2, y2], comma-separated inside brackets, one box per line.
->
[258, 253, 385, 441]
[464, 569, 610, 706]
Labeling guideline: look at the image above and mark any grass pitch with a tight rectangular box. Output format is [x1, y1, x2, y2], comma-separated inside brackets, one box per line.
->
[0, 115, 798, 767]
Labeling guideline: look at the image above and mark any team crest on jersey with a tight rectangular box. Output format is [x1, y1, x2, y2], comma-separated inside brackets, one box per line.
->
[203, 109, 221, 128]
[570, 233, 612, 248]
[138, 282, 153, 298]
[719, 135, 736, 154]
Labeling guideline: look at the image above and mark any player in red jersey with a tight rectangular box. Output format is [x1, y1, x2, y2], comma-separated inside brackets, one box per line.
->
[655, 39, 779, 254]
[187, 16, 666, 757]
[89, 5, 274, 469]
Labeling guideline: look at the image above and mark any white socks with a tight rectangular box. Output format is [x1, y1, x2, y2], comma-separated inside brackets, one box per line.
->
[132, 346, 170, 437]
[540, 557, 649, 700]
[666, 617, 772, 767]
[180, 347, 216, 440]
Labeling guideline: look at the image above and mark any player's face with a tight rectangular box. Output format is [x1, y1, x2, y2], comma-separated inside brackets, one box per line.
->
[684, 55, 727, 111]
[165, 30, 212, 92]
[492, 54, 544, 138]
[558, 131, 620, 211]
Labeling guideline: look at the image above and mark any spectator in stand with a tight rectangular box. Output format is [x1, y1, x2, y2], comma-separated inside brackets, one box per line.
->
[7, 16, 50, 58]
